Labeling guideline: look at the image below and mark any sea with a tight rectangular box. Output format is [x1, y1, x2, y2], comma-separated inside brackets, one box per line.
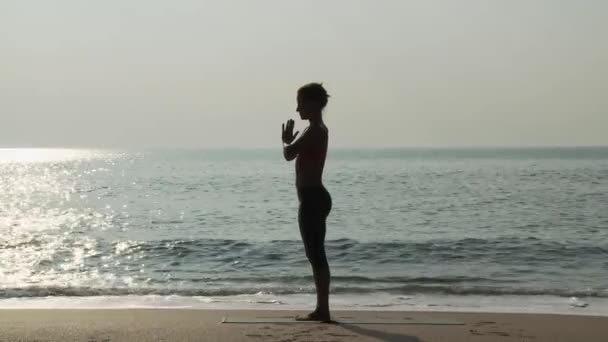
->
[1, 147, 607, 315]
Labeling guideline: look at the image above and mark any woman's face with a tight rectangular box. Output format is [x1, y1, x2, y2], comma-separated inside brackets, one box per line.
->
[296, 95, 317, 120]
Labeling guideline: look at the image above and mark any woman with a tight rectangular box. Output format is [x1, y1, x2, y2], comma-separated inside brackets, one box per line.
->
[282, 83, 332, 322]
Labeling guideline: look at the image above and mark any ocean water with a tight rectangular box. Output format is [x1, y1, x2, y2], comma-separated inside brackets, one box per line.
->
[1, 147, 607, 315]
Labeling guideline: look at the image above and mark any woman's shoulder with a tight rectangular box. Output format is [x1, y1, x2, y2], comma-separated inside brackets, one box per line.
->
[312, 123, 329, 135]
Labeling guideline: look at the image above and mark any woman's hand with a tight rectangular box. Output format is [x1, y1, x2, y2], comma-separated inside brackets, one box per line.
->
[282, 119, 299, 144]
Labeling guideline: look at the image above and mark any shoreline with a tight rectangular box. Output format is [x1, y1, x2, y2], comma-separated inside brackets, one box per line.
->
[1, 293, 606, 317]
[1, 308, 607, 341]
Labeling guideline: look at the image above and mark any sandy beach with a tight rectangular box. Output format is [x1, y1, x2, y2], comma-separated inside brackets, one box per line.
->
[0, 309, 605, 342]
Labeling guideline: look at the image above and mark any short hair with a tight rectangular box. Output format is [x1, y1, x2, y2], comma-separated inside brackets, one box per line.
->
[298, 83, 330, 109]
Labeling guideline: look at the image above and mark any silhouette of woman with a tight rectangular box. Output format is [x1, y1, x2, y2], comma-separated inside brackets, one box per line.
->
[282, 83, 332, 322]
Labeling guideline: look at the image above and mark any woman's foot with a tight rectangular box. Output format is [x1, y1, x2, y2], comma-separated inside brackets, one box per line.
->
[295, 309, 332, 323]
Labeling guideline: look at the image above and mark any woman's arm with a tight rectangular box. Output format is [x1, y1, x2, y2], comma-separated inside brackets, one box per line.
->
[283, 130, 310, 161]
[282, 119, 308, 161]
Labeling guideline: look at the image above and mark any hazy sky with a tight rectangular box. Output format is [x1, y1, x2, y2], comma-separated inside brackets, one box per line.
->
[1, 0, 607, 148]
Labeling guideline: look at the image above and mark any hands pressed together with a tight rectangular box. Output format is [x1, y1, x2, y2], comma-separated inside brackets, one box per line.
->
[282, 119, 299, 145]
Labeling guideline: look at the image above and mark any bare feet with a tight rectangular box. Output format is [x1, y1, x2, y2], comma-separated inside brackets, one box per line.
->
[295, 309, 333, 323]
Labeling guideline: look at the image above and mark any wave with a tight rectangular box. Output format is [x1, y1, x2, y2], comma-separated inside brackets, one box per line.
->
[1, 284, 606, 299]
[198, 275, 497, 284]
[6, 237, 606, 261]
[115, 237, 608, 257]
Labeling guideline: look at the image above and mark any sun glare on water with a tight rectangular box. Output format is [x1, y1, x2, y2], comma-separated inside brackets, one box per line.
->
[0, 148, 99, 164]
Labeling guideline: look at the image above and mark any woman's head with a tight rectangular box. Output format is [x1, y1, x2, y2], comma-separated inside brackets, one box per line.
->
[297, 83, 329, 120]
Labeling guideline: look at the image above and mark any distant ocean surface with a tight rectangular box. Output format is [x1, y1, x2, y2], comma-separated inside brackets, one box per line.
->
[1, 147, 607, 315]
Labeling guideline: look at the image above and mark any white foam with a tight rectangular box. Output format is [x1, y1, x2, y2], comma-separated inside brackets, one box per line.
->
[1, 293, 607, 317]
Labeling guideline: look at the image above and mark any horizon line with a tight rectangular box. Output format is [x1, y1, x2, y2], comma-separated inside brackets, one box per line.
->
[1, 144, 608, 150]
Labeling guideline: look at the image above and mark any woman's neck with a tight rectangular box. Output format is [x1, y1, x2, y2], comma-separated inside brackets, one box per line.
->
[308, 113, 323, 126]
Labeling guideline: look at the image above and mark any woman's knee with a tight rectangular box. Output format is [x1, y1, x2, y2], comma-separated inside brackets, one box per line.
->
[306, 251, 328, 268]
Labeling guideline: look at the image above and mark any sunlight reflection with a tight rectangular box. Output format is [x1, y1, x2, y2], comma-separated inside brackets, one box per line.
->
[0, 148, 99, 164]
[0, 148, 119, 290]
